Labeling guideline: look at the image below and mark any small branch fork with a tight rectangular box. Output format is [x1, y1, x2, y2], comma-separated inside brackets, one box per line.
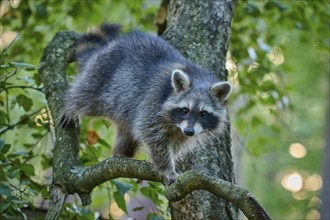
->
[39, 31, 271, 220]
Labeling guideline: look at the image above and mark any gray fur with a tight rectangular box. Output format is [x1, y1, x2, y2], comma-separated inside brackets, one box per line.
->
[61, 24, 232, 185]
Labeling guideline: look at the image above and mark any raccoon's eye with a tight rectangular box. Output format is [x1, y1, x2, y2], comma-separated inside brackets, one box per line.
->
[181, 108, 189, 115]
[200, 111, 208, 118]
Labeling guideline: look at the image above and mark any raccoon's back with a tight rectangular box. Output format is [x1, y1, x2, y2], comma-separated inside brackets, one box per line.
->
[85, 33, 186, 124]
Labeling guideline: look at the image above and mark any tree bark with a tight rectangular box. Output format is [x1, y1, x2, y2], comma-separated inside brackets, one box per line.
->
[162, 0, 238, 219]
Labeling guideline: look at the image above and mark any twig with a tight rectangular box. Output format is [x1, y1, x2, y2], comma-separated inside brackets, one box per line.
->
[0, 68, 17, 81]
[5, 90, 10, 125]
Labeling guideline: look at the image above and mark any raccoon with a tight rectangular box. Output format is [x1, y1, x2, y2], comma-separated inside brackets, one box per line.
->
[60, 24, 232, 185]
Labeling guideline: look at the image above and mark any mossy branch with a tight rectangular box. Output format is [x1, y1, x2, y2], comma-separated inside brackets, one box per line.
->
[39, 31, 271, 220]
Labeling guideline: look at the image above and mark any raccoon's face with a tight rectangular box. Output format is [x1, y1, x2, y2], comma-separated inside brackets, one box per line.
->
[163, 69, 232, 137]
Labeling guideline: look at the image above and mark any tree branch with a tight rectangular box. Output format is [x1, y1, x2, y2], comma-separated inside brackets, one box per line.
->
[39, 30, 271, 220]
[165, 170, 271, 220]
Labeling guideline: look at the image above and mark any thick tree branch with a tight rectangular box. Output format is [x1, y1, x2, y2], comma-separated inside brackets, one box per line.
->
[39, 30, 271, 220]
[166, 170, 271, 220]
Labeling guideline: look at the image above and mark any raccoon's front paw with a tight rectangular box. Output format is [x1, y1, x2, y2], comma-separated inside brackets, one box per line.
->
[58, 114, 79, 129]
[166, 172, 179, 186]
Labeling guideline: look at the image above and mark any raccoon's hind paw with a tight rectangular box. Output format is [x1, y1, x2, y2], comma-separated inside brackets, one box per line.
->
[167, 178, 176, 186]
[166, 172, 179, 186]
[58, 114, 79, 129]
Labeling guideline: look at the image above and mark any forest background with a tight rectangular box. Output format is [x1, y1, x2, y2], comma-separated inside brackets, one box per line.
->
[0, 0, 329, 219]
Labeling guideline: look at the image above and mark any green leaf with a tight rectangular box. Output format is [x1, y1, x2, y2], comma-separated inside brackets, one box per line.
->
[41, 154, 52, 169]
[0, 184, 11, 196]
[23, 144, 34, 149]
[98, 138, 111, 148]
[41, 187, 49, 199]
[113, 191, 127, 214]
[251, 116, 263, 127]
[31, 132, 44, 139]
[0, 138, 4, 148]
[243, 3, 260, 16]
[1, 144, 11, 154]
[33, 72, 42, 86]
[0, 201, 11, 213]
[0, 139, 11, 154]
[259, 95, 276, 105]
[16, 94, 33, 111]
[19, 164, 35, 176]
[141, 186, 158, 202]
[113, 180, 132, 196]
[0, 110, 6, 125]
[259, 80, 276, 91]
[112, 180, 131, 214]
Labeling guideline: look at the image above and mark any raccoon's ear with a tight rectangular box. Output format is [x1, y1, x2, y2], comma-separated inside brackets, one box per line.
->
[210, 82, 232, 102]
[171, 69, 191, 92]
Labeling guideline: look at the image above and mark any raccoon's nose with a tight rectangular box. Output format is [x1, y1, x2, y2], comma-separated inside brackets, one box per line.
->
[184, 127, 195, 136]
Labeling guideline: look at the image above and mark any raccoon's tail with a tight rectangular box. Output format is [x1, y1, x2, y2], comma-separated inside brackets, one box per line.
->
[73, 23, 121, 66]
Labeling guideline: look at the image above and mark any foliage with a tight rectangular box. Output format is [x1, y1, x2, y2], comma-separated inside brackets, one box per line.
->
[230, 1, 328, 219]
[1, 0, 162, 219]
[0, 51, 49, 218]
[0, 0, 328, 219]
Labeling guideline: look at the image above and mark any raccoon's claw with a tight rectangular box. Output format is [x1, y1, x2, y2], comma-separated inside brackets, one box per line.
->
[58, 114, 79, 129]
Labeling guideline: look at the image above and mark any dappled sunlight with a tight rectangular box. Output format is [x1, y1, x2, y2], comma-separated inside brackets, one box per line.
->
[267, 47, 285, 65]
[261, 72, 279, 85]
[1, 0, 20, 48]
[226, 56, 239, 87]
[0, 30, 18, 49]
[247, 62, 259, 73]
[226, 58, 237, 73]
[108, 194, 130, 219]
[109, 202, 125, 219]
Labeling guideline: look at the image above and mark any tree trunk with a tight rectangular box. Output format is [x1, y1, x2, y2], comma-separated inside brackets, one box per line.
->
[162, 0, 238, 219]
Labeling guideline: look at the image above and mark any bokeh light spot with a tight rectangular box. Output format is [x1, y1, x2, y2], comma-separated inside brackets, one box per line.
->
[305, 174, 322, 191]
[281, 172, 303, 192]
[289, 143, 307, 159]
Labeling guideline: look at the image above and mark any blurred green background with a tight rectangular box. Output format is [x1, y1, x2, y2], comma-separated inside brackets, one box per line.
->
[1, 0, 329, 219]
